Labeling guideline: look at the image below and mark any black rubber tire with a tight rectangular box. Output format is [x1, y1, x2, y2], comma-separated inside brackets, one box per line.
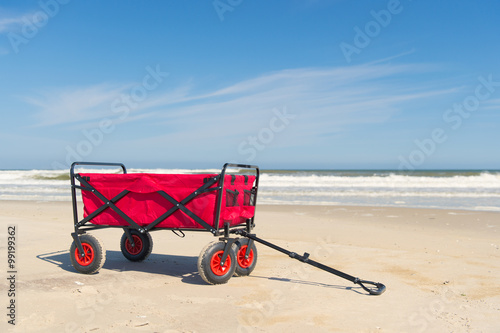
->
[198, 241, 236, 285]
[70, 234, 106, 274]
[120, 230, 153, 262]
[233, 238, 258, 277]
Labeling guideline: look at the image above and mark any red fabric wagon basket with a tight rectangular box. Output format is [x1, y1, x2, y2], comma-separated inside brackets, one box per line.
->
[79, 172, 256, 229]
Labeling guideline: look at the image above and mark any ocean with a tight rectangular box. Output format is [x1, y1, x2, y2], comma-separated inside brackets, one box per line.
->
[0, 168, 499, 211]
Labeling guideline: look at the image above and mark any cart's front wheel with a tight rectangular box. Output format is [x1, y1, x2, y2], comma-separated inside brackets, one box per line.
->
[120, 230, 153, 262]
[70, 234, 106, 274]
[233, 238, 257, 276]
[198, 241, 236, 285]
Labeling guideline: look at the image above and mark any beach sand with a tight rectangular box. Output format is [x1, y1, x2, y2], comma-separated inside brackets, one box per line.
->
[0, 200, 499, 332]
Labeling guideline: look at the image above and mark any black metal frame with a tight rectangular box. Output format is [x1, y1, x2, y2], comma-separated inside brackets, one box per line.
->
[70, 161, 260, 259]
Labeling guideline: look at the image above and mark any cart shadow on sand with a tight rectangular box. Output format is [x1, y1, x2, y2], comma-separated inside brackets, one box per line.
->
[37, 250, 205, 285]
[37, 250, 368, 293]
[251, 275, 369, 295]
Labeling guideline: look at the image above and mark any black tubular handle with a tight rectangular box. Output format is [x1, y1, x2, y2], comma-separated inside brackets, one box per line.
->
[235, 229, 387, 296]
[356, 280, 386, 295]
[70, 161, 127, 177]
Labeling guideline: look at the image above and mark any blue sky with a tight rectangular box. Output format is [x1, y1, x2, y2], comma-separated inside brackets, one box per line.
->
[1, 0, 499, 170]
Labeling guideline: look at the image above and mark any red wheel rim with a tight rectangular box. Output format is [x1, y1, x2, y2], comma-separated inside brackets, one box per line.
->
[210, 250, 231, 276]
[237, 245, 254, 269]
[125, 235, 143, 255]
[74, 243, 94, 266]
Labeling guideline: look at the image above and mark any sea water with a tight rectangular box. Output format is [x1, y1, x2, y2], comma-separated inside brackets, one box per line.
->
[0, 168, 499, 211]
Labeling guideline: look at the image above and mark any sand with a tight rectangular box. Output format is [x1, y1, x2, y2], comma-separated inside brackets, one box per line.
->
[0, 200, 499, 332]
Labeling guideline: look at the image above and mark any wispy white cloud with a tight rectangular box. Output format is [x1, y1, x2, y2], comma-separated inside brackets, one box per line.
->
[483, 98, 500, 110]
[0, 15, 25, 33]
[23, 83, 132, 127]
[0, 9, 39, 55]
[0, 7, 37, 34]
[136, 64, 456, 144]
[24, 63, 458, 147]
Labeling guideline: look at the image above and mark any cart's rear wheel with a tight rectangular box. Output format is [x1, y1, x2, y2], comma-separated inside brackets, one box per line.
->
[120, 230, 153, 262]
[70, 234, 106, 274]
[233, 238, 257, 276]
[198, 241, 236, 285]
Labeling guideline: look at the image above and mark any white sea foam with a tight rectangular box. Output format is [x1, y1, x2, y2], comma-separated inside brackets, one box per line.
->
[259, 172, 500, 189]
[0, 169, 499, 211]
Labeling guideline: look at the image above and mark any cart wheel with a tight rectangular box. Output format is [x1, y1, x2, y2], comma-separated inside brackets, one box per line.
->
[120, 230, 153, 262]
[233, 238, 258, 277]
[198, 241, 236, 285]
[69, 234, 106, 274]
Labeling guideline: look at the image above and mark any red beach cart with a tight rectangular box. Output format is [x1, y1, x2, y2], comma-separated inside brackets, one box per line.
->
[69, 162, 385, 294]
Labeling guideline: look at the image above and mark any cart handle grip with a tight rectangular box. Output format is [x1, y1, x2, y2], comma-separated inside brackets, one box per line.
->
[223, 163, 259, 170]
[355, 279, 386, 295]
[70, 161, 127, 177]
